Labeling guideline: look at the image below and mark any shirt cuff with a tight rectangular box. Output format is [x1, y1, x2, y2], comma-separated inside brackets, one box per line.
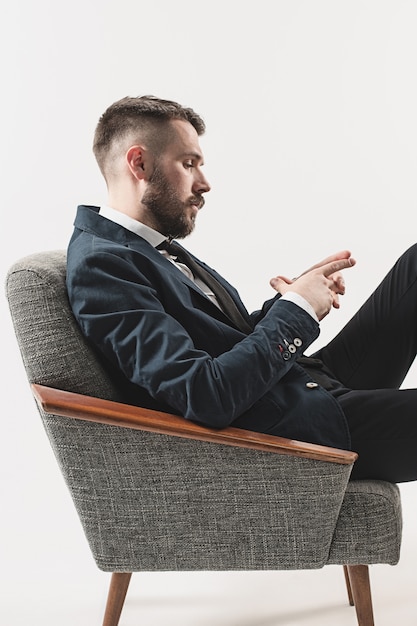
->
[280, 292, 319, 323]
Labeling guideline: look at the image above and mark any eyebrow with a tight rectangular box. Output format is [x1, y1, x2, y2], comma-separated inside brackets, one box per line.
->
[182, 151, 204, 163]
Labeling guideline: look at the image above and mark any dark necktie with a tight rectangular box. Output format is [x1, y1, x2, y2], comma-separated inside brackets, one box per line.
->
[158, 240, 252, 334]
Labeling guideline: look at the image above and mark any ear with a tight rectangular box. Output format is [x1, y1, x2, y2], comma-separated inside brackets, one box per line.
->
[126, 145, 148, 181]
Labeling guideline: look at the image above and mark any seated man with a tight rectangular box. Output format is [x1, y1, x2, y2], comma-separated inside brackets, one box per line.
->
[67, 95, 417, 483]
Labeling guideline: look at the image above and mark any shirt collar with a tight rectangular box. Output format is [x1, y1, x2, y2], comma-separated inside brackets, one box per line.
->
[99, 205, 166, 248]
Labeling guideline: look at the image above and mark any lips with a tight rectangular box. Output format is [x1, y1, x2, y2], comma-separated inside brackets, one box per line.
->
[190, 197, 204, 210]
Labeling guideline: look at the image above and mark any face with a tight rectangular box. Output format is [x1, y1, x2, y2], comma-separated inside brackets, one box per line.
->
[141, 120, 210, 239]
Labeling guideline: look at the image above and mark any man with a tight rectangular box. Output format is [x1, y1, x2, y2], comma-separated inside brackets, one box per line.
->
[67, 95, 417, 483]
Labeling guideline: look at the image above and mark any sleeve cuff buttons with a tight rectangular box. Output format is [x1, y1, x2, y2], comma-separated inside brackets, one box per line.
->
[278, 337, 303, 361]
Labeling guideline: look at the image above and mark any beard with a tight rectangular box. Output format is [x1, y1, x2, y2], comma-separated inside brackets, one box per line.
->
[141, 165, 204, 240]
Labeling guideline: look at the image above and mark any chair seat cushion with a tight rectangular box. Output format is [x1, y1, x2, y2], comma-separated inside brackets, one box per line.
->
[328, 480, 402, 565]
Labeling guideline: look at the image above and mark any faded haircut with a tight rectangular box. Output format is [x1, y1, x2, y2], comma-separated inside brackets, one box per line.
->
[93, 95, 206, 179]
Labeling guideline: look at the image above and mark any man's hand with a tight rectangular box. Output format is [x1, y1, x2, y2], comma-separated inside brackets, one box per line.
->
[270, 251, 356, 321]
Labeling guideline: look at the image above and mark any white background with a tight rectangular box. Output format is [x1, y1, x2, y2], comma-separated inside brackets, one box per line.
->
[2, 1, 417, 624]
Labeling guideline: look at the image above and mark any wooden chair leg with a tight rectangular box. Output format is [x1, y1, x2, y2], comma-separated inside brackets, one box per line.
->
[343, 565, 354, 606]
[102, 572, 132, 626]
[346, 565, 374, 626]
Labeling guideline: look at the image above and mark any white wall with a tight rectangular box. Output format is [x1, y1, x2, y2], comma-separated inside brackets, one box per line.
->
[2, 1, 417, 624]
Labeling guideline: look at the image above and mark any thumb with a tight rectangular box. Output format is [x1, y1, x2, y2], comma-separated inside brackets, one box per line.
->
[270, 275, 290, 291]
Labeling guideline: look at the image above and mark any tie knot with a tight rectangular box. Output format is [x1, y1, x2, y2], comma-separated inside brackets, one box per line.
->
[157, 240, 183, 258]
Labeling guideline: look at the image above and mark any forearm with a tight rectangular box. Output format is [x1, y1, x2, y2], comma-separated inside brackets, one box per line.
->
[81, 298, 319, 428]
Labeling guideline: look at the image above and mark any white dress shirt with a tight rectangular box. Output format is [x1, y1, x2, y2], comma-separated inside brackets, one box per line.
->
[98, 205, 318, 322]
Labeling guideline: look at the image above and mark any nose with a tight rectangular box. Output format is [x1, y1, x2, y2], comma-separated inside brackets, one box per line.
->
[194, 171, 211, 195]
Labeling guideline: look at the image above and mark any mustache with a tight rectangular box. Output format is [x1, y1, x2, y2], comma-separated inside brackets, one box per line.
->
[189, 195, 205, 210]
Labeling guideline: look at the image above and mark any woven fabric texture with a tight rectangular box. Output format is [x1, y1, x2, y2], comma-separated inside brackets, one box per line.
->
[5, 251, 402, 572]
[328, 480, 402, 565]
[6, 250, 123, 401]
[40, 413, 351, 571]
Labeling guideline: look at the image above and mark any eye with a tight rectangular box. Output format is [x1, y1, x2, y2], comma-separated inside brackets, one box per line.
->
[184, 161, 194, 169]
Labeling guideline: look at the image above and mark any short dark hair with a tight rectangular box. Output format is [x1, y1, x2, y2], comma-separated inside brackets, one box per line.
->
[93, 95, 206, 177]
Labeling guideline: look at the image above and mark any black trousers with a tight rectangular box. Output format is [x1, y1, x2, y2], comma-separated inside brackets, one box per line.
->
[314, 243, 417, 482]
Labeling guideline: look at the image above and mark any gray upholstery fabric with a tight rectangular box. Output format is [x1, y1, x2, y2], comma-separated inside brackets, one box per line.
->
[39, 414, 353, 571]
[5, 251, 402, 572]
[329, 480, 402, 565]
[6, 250, 123, 401]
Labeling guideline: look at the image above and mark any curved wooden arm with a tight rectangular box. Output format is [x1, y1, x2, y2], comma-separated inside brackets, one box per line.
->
[31, 384, 357, 465]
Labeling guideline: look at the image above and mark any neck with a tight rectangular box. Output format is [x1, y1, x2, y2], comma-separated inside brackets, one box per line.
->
[106, 188, 144, 223]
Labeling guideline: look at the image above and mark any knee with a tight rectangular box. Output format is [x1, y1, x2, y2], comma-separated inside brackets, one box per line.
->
[396, 243, 417, 271]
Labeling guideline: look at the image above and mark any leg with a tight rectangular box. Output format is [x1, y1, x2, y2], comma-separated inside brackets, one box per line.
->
[347, 565, 374, 626]
[343, 565, 354, 606]
[102, 572, 132, 626]
[340, 387, 417, 482]
[317, 243, 417, 389]
[314, 244, 417, 482]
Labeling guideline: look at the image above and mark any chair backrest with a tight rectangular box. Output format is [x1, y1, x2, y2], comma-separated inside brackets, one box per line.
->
[6, 250, 124, 402]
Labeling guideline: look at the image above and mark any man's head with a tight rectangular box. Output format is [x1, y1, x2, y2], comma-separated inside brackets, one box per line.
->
[93, 95, 210, 238]
[93, 95, 206, 179]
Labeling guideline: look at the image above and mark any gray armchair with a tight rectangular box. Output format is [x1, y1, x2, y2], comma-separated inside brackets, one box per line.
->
[6, 251, 402, 626]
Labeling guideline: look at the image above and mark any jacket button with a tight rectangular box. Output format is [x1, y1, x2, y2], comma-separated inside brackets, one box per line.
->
[306, 381, 319, 389]
[288, 344, 296, 353]
[294, 338, 302, 347]
[283, 351, 291, 360]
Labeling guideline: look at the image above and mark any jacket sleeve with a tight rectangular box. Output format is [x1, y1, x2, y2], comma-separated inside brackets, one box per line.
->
[68, 249, 320, 428]
[250, 294, 282, 325]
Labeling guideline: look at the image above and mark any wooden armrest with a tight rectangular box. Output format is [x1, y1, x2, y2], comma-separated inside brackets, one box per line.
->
[31, 384, 357, 465]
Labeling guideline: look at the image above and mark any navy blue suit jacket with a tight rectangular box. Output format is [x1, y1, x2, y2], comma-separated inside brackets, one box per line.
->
[66, 205, 351, 450]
